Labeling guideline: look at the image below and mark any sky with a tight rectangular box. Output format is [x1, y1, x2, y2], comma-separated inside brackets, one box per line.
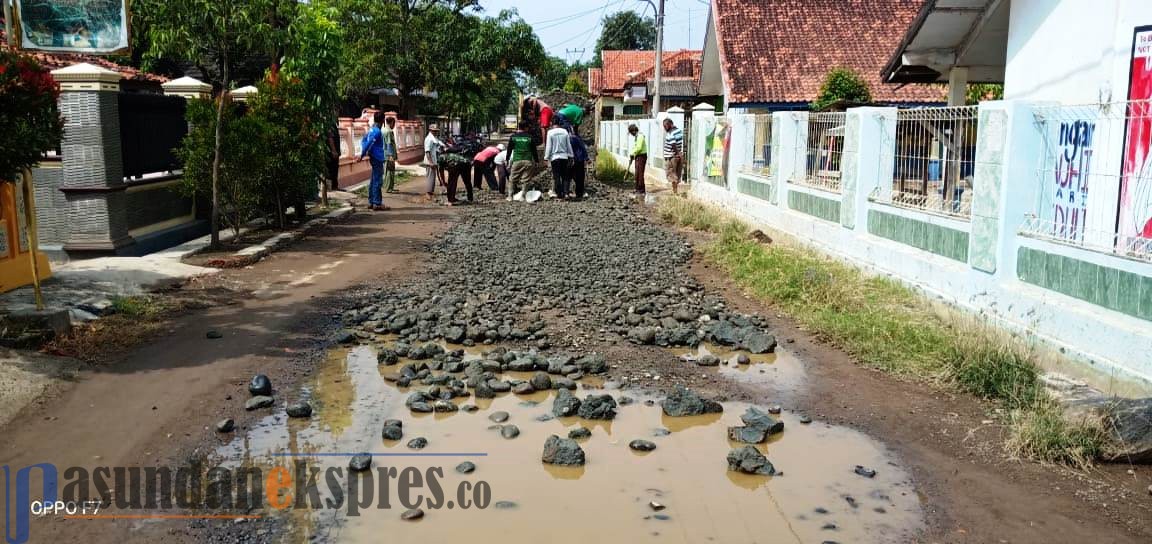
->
[478, 0, 712, 65]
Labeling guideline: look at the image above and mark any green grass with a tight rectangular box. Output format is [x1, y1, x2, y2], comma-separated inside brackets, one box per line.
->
[595, 151, 629, 185]
[109, 295, 166, 318]
[353, 171, 410, 197]
[657, 197, 1110, 465]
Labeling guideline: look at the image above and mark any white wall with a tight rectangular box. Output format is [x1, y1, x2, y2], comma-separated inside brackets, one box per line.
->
[1005, 0, 1152, 104]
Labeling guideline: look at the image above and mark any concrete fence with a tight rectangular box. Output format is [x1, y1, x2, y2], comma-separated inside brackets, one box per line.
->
[600, 100, 1152, 384]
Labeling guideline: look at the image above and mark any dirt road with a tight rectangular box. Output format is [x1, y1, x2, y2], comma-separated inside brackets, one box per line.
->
[1, 179, 1149, 544]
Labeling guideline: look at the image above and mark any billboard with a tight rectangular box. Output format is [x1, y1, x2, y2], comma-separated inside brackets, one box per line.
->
[1119, 25, 1152, 253]
[14, 0, 129, 54]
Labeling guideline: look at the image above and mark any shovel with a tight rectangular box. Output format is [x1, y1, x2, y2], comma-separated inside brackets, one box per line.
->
[624, 156, 634, 180]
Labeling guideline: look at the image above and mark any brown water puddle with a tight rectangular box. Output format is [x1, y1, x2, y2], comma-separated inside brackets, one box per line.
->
[672, 343, 808, 393]
[215, 346, 923, 543]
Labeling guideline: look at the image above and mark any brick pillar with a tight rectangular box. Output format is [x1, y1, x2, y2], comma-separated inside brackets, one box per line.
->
[51, 63, 133, 254]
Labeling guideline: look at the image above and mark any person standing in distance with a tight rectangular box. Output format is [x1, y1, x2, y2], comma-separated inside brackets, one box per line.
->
[662, 117, 685, 195]
[628, 123, 648, 196]
[423, 124, 445, 203]
[356, 111, 388, 211]
[544, 117, 574, 199]
[382, 116, 399, 193]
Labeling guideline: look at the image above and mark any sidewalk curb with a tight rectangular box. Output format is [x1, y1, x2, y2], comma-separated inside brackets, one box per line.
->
[212, 205, 355, 267]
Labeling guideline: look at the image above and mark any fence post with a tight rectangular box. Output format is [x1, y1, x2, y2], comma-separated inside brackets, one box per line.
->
[727, 113, 754, 194]
[771, 111, 799, 206]
[50, 63, 133, 254]
[840, 107, 897, 230]
[160, 76, 212, 101]
[232, 85, 259, 103]
[969, 100, 1043, 278]
[691, 103, 716, 185]
[785, 111, 810, 211]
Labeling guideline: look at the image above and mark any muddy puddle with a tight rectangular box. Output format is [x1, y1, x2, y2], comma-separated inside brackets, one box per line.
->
[214, 346, 923, 543]
[672, 344, 807, 393]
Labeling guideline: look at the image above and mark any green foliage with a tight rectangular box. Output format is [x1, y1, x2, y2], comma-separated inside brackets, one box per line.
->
[564, 73, 588, 94]
[530, 56, 570, 93]
[966, 83, 1004, 105]
[593, 11, 656, 66]
[0, 50, 63, 181]
[179, 99, 267, 233]
[811, 68, 873, 111]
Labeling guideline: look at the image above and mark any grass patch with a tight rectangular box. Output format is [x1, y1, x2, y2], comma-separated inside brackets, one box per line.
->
[657, 197, 1109, 465]
[1006, 400, 1109, 469]
[595, 151, 629, 185]
[352, 171, 410, 196]
[109, 295, 166, 318]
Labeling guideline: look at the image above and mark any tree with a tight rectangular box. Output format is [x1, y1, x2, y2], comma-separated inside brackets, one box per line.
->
[528, 56, 570, 93]
[592, 11, 656, 66]
[141, 0, 280, 247]
[564, 73, 587, 94]
[811, 68, 873, 111]
[966, 83, 1004, 105]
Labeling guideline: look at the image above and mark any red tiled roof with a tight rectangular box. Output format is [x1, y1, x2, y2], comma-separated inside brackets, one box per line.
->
[711, 0, 942, 104]
[624, 50, 702, 85]
[587, 67, 603, 95]
[597, 49, 702, 96]
[0, 28, 168, 83]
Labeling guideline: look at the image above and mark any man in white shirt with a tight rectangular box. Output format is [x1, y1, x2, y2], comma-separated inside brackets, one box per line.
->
[543, 119, 574, 199]
[423, 125, 445, 202]
[492, 143, 508, 195]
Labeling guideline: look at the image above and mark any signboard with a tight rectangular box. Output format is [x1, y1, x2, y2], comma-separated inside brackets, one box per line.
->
[1119, 25, 1152, 250]
[14, 0, 129, 54]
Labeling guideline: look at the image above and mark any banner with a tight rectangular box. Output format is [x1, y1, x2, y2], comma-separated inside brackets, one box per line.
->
[15, 0, 129, 54]
[704, 119, 730, 184]
[1119, 25, 1152, 250]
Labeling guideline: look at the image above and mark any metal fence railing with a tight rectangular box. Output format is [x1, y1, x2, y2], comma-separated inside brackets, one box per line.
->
[741, 114, 773, 177]
[795, 112, 845, 193]
[1022, 99, 1152, 261]
[882, 105, 978, 218]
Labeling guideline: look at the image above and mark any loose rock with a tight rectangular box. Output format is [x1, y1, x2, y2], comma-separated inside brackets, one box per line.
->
[501, 425, 521, 439]
[245, 396, 274, 411]
[726, 446, 776, 475]
[349, 454, 372, 472]
[553, 389, 582, 417]
[541, 435, 586, 466]
[661, 386, 723, 417]
[248, 374, 272, 396]
[629, 440, 657, 452]
[407, 437, 428, 449]
[216, 418, 235, 433]
[401, 508, 424, 521]
[456, 461, 476, 474]
[578, 394, 618, 420]
[286, 401, 313, 418]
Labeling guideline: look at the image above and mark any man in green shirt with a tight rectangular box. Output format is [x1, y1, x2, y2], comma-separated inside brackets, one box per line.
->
[504, 122, 540, 201]
[382, 116, 399, 193]
[628, 123, 648, 195]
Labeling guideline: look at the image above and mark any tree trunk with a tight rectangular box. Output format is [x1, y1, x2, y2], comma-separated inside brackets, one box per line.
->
[211, 48, 230, 249]
[20, 169, 44, 310]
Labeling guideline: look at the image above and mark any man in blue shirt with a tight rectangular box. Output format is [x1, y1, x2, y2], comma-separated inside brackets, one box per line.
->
[356, 111, 388, 211]
[568, 132, 590, 200]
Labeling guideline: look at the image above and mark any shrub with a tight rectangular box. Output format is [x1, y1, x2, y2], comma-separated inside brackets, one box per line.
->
[0, 50, 64, 181]
[595, 152, 628, 184]
[811, 67, 872, 111]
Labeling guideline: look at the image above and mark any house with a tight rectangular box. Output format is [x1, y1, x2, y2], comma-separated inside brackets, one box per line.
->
[699, 0, 943, 113]
[588, 49, 702, 123]
[2, 28, 168, 92]
[883, 0, 1151, 105]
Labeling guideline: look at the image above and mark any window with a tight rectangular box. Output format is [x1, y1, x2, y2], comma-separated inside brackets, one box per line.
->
[600, 106, 615, 121]
[623, 105, 644, 116]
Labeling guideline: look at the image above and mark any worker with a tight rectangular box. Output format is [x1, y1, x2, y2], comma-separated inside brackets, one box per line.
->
[472, 144, 503, 191]
[544, 117, 574, 199]
[628, 123, 648, 196]
[505, 121, 540, 201]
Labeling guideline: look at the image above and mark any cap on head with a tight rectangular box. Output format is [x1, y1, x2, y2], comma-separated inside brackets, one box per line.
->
[429, 124, 440, 131]
[497, 144, 506, 151]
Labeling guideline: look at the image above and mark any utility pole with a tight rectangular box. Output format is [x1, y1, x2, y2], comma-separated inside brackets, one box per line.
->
[652, 0, 665, 117]
[566, 48, 586, 65]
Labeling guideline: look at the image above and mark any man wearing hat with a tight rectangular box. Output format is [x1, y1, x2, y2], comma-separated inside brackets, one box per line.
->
[493, 143, 509, 195]
[472, 143, 504, 191]
[423, 124, 446, 202]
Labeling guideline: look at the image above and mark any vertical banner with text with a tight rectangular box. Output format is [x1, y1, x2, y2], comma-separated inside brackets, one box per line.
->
[1119, 25, 1152, 253]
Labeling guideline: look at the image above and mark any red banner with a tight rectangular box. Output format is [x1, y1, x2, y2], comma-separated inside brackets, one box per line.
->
[1119, 25, 1152, 247]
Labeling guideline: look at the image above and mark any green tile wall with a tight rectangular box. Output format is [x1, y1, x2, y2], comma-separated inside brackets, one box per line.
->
[868, 209, 970, 263]
[737, 175, 774, 202]
[788, 190, 841, 223]
[1017, 247, 1152, 321]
